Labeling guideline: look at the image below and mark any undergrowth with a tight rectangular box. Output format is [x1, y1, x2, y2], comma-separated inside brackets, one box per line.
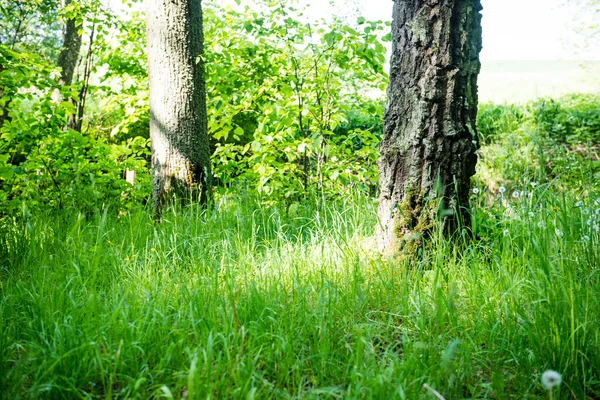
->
[1, 94, 599, 398]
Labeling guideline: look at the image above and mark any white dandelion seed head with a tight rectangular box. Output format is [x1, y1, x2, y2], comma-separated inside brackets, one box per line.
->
[582, 235, 590, 242]
[530, 182, 538, 188]
[541, 370, 562, 390]
[503, 229, 510, 236]
[575, 201, 584, 207]
[512, 191, 520, 198]
[583, 208, 590, 215]
[529, 212, 535, 217]
[595, 198, 600, 206]
[472, 188, 480, 194]
[555, 229, 563, 237]
[595, 208, 600, 215]
[537, 221, 545, 228]
[499, 186, 506, 194]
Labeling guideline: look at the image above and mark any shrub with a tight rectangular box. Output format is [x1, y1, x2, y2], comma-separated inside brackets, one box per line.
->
[531, 94, 600, 144]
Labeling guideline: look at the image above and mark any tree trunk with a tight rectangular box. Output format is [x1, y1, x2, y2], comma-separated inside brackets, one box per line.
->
[56, 0, 82, 131]
[57, 0, 82, 87]
[0, 64, 11, 129]
[377, 0, 482, 254]
[146, 0, 212, 218]
[71, 24, 95, 132]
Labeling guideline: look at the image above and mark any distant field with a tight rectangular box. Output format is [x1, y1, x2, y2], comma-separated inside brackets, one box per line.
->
[478, 60, 600, 103]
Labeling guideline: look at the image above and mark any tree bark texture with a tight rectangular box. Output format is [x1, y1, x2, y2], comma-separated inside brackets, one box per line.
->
[377, 0, 482, 253]
[57, 0, 82, 87]
[146, 0, 211, 217]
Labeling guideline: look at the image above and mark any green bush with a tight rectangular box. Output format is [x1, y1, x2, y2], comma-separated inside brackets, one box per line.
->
[0, 45, 150, 215]
[475, 94, 600, 190]
[531, 94, 600, 144]
[477, 94, 600, 146]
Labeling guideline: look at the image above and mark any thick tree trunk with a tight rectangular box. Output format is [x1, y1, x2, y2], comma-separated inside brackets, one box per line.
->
[57, 0, 82, 87]
[146, 0, 212, 218]
[377, 0, 482, 254]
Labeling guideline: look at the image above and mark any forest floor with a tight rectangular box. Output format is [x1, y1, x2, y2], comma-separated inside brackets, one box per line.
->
[1, 94, 600, 399]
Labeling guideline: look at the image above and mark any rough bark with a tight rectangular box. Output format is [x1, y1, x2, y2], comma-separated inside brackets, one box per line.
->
[57, 0, 82, 87]
[377, 0, 482, 254]
[146, 0, 212, 218]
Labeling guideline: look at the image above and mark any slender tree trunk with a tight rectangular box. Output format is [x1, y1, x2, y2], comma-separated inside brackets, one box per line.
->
[55, 0, 83, 131]
[71, 24, 95, 132]
[377, 0, 482, 254]
[146, 0, 212, 218]
[0, 64, 10, 129]
[57, 0, 82, 87]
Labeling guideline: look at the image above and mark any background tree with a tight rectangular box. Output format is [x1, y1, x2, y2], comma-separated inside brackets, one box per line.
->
[57, 0, 82, 87]
[567, 0, 600, 82]
[377, 0, 482, 253]
[0, 0, 60, 57]
[146, 0, 212, 216]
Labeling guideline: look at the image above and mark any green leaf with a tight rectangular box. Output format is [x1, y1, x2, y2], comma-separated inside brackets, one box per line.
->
[234, 126, 244, 139]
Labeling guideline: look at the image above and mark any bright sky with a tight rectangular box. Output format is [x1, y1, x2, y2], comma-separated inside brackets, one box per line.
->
[303, 0, 597, 60]
[125, 0, 598, 61]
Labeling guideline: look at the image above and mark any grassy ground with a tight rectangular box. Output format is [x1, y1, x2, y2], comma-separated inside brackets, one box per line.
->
[1, 94, 600, 399]
[1, 186, 599, 399]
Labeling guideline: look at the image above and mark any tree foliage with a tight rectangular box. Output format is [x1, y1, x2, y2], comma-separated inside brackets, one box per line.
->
[0, 0, 389, 215]
[204, 1, 388, 200]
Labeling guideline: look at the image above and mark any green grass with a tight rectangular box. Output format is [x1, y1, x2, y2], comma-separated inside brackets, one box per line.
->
[1, 184, 599, 399]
